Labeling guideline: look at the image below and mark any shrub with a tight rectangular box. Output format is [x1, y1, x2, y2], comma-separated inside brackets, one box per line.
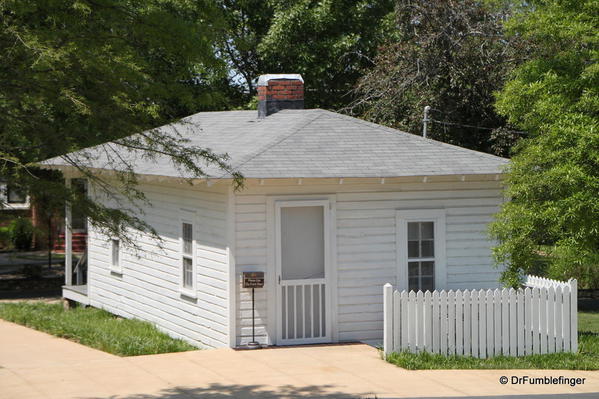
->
[9, 218, 34, 250]
[0, 226, 11, 249]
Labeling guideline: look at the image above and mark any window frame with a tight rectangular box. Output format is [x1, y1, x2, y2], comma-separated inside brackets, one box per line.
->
[6, 186, 27, 204]
[2, 184, 29, 209]
[407, 221, 436, 292]
[396, 209, 446, 291]
[179, 213, 197, 298]
[110, 238, 122, 274]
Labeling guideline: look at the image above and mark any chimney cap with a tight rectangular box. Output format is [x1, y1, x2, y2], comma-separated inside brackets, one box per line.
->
[257, 74, 303, 86]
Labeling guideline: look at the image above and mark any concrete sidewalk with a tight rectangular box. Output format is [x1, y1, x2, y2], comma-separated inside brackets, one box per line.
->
[0, 320, 597, 399]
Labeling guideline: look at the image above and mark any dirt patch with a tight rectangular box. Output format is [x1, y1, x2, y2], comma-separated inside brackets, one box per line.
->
[0, 297, 61, 303]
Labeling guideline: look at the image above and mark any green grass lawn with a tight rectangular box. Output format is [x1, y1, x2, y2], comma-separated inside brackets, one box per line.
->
[0, 302, 196, 356]
[386, 311, 599, 370]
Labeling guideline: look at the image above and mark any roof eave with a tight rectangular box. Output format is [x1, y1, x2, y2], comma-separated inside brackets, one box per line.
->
[42, 163, 505, 185]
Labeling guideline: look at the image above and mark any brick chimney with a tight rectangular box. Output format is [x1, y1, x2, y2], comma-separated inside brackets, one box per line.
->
[257, 74, 304, 118]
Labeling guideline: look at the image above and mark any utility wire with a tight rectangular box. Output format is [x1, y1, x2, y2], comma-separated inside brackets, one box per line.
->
[430, 118, 528, 135]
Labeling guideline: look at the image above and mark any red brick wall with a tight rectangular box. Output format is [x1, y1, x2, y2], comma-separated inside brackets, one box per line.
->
[257, 79, 304, 101]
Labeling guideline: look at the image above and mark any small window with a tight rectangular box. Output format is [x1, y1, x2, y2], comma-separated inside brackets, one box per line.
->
[407, 222, 435, 292]
[111, 239, 120, 270]
[397, 210, 446, 292]
[181, 222, 195, 292]
[6, 186, 26, 204]
[182, 257, 193, 289]
[182, 222, 193, 255]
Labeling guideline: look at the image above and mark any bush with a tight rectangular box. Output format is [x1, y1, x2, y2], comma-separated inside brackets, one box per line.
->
[0, 226, 11, 249]
[9, 218, 34, 250]
[547, 247, 599, 289]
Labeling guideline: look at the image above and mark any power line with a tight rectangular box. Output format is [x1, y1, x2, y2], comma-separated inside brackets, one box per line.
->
[430, 118, 528, 135]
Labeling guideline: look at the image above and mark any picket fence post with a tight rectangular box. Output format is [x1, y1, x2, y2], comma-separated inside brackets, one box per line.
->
[524, 287, 532, 355]
[509, 288, 517, 356]
[478, 290, 487, 359]
[400, 290, 409, 351]
[416, 291, 424, 353]
[432, 290, 440, 353]
[570, 279, 578, 353]
[463, 291, 471, 356]
[486, 290, 494, 357]
[540, 287, 548, 354]
[440, 291, 448, 355]
[448, 291, 456, 355]
[424, 291, 432, 352]
[455, 290, 463, 356]
[547, 286, 556, 353]
[517, 289, 524, 356]
[471, 290, 479, 358]
[555, 286, 563, 352]
[501, 288, 509, 355]
[494, 289, 501, 355]
[563, 285, 571, 352]
[383, 283, 393, 357]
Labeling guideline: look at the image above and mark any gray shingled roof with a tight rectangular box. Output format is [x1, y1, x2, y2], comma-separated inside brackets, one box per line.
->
[44, 109, 508, 179]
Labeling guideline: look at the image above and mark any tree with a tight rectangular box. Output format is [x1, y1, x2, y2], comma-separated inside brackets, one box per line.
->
[350, 0, 524, 155]
[213, 0, 394, 109]
[213, 0, 275, 102]
[258, 0, 394, 109]
[490, 0, 599, 288]
[0, 0, 239, 244]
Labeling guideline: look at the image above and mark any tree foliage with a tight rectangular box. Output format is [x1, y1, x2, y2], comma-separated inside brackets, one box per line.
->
[490, 0, 599, 288]
[350, 0, 524, 155]
[258, 0, 394, 109]
[0, 0, 238, 243]
[214, 0, 394, 109]
[1, 0, 391, 243]
[214, 0, 275, 102]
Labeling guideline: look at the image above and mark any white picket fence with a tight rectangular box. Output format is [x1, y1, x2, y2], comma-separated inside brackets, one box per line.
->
[383, 275, 577, 358]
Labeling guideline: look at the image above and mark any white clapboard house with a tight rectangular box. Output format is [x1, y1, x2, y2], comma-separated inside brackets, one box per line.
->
[45, 74, 508, 348]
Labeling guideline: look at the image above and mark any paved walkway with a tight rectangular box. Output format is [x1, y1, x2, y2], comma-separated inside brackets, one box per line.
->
[1, 320, 597, 399]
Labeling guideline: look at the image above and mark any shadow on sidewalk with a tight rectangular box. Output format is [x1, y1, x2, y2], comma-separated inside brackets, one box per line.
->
[85, 384, 368, 399]
[82, 384, 599, 399]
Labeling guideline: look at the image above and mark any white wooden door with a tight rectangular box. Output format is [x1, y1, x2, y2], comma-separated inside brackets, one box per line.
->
[275, 200, 331, 345]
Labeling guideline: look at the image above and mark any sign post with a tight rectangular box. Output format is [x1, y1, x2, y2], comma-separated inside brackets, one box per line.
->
[242, 272, 264, 349]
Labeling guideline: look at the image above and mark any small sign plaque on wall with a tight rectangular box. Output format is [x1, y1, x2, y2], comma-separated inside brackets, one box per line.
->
[243, 272, 264, 289]
[242, 271, 264, 349]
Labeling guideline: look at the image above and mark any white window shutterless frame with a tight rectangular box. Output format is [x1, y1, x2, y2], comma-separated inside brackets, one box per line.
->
[275, 200, 332, 345]
[396, 209, 447, 291]
[179, 212, 197, 297]
[110, 238, 122, 273]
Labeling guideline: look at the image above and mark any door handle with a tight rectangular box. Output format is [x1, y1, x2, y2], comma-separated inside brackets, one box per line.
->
[278, 275, 281, 284]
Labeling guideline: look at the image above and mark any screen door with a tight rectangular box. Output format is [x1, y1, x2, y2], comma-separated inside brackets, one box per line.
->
[275, 200, 331, 344]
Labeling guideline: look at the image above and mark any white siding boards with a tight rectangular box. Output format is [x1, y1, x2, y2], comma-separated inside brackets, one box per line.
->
[85, 177, 503, 348]
[233, 179, 503, 346]
[86, 180, 230, 348]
